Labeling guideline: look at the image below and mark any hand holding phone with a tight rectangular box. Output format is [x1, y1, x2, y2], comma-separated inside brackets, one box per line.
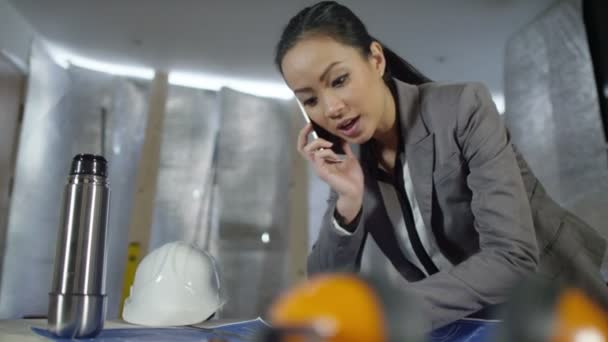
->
[295, 99, 364, 221]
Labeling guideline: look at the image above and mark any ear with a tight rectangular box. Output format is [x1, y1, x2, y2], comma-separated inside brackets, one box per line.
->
[368, 41, 386, 77]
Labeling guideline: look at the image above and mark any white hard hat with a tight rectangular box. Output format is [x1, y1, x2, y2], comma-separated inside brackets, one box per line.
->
[122, 241, 225, 326]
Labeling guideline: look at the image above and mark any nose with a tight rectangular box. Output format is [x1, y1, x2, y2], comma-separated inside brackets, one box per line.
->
[323, 93, 346, 120]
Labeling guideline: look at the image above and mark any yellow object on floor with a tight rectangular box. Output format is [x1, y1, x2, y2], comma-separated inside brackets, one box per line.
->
[119, 242, 141, 315]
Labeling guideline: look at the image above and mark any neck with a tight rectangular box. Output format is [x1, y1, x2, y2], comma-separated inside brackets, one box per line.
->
[373, 83, 399, 153]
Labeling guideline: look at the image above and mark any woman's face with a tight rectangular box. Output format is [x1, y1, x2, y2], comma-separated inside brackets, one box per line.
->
[281, 36, 389, 145]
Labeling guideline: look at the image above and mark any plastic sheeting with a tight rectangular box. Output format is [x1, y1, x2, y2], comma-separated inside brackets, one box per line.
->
[0, 41, 149, 319]
[150, 87, 293, 318]
[504, 0, 608, 234]
[214, 88, 291, 243]
[149, 85, 219, 251]
[0, 53, 24, 286]
[148, 86, 293, 319]
[212, 88, 292, 318]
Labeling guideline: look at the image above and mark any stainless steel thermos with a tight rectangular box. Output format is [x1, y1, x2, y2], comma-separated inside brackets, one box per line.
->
[48, 154, 110, 338]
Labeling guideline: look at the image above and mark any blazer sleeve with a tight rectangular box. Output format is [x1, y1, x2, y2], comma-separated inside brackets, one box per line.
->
[307, 189, 366, 275]
[406, 83, 539, 329]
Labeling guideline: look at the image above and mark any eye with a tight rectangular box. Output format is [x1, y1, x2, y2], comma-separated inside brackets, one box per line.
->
[303, 97, 318, 107]
[331, 73, 349, 87]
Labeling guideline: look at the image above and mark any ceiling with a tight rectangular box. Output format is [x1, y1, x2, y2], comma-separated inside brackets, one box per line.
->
[9, 0, 557, 99]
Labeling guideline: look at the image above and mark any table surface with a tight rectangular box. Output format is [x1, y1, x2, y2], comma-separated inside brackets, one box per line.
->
[0, 318, 253, 341]
[0, 317, 500, 342]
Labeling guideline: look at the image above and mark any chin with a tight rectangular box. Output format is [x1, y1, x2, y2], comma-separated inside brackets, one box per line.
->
[348, 131, 374, 145]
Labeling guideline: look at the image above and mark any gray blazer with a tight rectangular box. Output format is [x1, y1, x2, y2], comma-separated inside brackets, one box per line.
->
[307, 79, 607, 329]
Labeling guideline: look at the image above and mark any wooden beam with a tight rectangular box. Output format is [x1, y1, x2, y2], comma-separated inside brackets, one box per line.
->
[120, 71, 168, 311]
[287, 100, 309, 285]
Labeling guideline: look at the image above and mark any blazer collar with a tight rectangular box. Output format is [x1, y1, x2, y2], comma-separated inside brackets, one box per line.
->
[393, 78, 430, 146]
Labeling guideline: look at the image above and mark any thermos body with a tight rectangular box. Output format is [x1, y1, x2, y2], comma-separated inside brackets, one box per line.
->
[48, 155, 110, 338]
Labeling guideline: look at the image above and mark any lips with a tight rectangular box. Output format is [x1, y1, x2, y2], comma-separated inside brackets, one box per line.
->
[336, 116, 361, 138]
[337, 117, 357, 130]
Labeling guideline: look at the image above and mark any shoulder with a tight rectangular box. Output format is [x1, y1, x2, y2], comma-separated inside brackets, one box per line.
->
[417, 81, 496, 132]
[418, 81, 492, 111]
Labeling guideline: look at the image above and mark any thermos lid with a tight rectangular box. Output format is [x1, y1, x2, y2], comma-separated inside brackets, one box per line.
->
[70, 154, 108, 177]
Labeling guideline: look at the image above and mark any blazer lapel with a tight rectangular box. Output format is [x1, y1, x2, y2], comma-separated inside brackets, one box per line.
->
[396, 79, 435, 233]
[356, 79, 435, 282]
[360, 144, 426, 282]
[405, 135, 435, 232]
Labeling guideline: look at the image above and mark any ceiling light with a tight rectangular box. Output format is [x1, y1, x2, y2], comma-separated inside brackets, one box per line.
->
[492, 92, 505, 114]
[45, 42, 154, 79]
[169, 72, 294, 100]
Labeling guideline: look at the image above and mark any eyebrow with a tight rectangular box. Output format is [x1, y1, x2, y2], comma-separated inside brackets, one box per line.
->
[293, 61, 342, 94]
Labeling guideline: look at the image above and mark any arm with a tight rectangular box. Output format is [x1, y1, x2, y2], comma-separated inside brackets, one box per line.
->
[408, 83, 539, 328]
[307, 189, 366, 275]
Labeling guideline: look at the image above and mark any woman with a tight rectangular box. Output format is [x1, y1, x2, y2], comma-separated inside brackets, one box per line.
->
[275, 1, 607, 329]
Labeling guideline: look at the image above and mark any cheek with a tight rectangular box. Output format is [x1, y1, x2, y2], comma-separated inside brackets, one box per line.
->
[307, 110, 332, 130]
[342, 84, 367, 113]
[350, 75, 379, 110]
[356, 88, 384, 137]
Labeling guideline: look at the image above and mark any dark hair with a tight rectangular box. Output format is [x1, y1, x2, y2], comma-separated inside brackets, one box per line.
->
[275, 1, 431, 86]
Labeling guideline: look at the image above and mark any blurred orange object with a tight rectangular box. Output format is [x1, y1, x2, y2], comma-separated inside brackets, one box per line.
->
[268, 273, 387, 342]
[551, 288, 608, 342]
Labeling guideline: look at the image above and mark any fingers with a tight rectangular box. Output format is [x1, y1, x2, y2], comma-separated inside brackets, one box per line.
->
[312, 148, 343, 164]
[304, 139, 333, 155]
[300, 139, 333, 161]
[297, 124, 351, 166]
[312, 156, 340, 176]
[296, 123, 314, 155]
[342, 141, 356, 158]
[298, 124, 333, 158]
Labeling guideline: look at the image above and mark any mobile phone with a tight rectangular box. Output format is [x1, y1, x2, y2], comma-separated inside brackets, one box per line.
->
[295, 99, 346, 155]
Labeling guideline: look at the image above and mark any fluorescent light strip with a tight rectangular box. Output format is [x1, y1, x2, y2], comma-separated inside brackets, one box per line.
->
[491, 92, 505, 114]
[0, 49, 28, 73]
[45, 43, 154, 79]
[169, 72, 294, 100]
[45, 41, 291, 100]
[68, 56, 155, 79]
